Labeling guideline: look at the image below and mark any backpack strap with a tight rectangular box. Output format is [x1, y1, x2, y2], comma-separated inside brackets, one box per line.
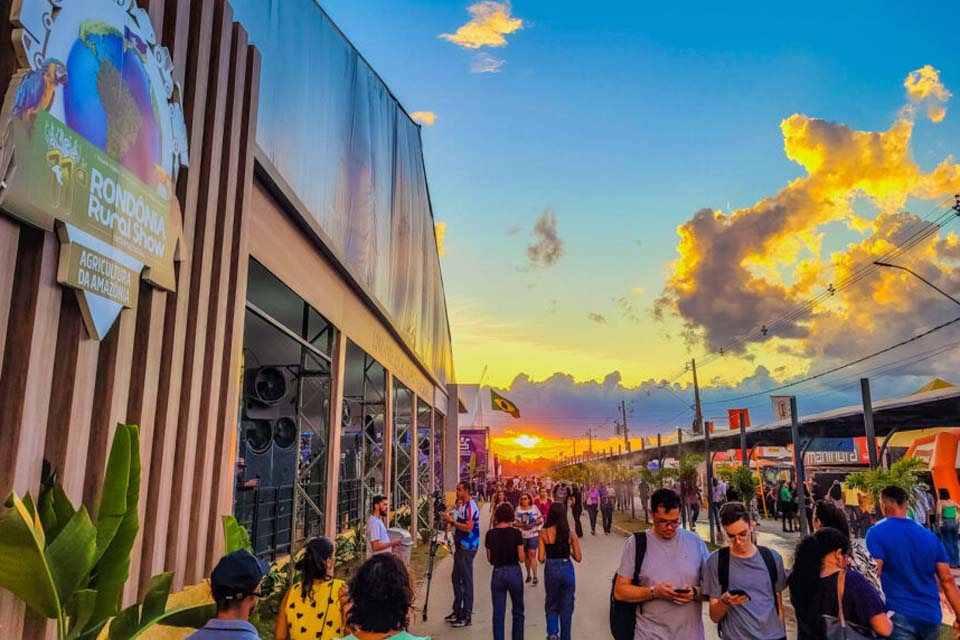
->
[718, 546, 730, 594]
[632, 531, 646, 585]
[757, 546, 781, 615]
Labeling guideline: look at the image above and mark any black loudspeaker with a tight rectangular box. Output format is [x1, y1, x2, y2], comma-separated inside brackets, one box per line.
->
[241, 366, 299, 489]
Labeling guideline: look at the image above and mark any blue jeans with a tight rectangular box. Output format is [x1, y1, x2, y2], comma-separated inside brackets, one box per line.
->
[890, 613, 941, 640]
[544, 558, 575, 640]
[491, 565, 524, 640]
[453, 546, 477, 619]
[941, 519, 959, 567]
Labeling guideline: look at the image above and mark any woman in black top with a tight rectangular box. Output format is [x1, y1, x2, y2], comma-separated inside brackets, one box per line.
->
[538, 502, 582, 640]
[485, 502, 525, 640]
[788, 527, 892, 639]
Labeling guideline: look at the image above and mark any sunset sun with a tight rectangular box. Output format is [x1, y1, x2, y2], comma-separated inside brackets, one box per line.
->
[514, 435, 540, 449]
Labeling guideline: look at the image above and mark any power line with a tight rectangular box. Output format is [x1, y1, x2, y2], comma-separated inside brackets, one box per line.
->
[703, 314, 960, 405]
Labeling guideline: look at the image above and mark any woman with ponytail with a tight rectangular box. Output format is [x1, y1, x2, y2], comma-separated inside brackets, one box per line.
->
[275, 537, 348, 640]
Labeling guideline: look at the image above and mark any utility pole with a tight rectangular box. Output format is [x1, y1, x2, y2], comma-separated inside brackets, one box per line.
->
[588, 428, 593, 456]
[677, 426, 687, 529]
[573, 438, 577, 457]
[620, 400, 631, 452]
[692, 358, 714, 545]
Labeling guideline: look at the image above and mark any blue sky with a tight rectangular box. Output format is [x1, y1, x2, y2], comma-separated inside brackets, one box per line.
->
[296, 1, 960, 445]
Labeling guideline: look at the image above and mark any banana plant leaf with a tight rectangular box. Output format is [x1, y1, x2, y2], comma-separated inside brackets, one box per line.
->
[46, 508, 98, 604]
[0, 493, 97, 622]
[93, 424, 133, 563]
[104, 572, 216, 640]
[0, 493, 59, 618]
[66, 590, 97, 640]
[222, 515, 252, 554]
[90, 425, 142, 630]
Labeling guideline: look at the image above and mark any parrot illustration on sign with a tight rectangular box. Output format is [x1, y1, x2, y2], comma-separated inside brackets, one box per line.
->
[13, 58, 68, 125]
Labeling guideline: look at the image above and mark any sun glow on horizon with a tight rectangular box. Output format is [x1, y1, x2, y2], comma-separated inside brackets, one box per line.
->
[514, 434, 540, 448]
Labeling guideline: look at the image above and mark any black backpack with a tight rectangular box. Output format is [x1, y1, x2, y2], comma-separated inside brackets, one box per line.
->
[609, 531, 646, 640]
[716, 546, 780, 638]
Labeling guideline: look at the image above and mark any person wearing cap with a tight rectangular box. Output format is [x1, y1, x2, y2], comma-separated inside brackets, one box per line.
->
[368, 495, 402, 556]
[188, 550, 268, 639]
[275, 537, 347, 640]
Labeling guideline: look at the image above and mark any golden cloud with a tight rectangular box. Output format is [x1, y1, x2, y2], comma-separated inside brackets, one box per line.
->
[441, 1, 522, 49]
[656, 66, 960, 360]
[410, 111, 437, 126]
[904, 64, 951, 122]
[435, 221, 447, 257]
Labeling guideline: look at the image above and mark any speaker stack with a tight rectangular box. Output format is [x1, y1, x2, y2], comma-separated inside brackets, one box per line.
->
[240, 366, 299, 489]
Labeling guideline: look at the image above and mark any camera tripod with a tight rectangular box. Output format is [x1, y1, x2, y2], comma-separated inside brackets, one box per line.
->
[421, 522, 452, 621]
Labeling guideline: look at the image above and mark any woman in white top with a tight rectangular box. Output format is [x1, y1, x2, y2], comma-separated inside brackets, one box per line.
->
[515, 492, 543, 585]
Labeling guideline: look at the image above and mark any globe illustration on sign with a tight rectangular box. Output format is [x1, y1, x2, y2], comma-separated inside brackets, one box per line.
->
[63, 20, 162, 188]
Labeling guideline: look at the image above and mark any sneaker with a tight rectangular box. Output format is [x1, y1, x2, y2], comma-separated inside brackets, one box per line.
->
[451, 618, 472, 628]
[444, 613, 459, 623]
[525, 574, 532, 583]
[532, 577, 538, 585]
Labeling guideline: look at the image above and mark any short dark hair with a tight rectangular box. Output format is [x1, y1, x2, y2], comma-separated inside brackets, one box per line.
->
[650, 488, 680, 513]
[371, 495, 387, 512]
[495, 502, 515, 523]
[940, 488, 951, 500]
[347, 553, 414, 632]
[880, 485, 907, 506]
[813, 500, 849, 538]
[719, 501, 750, 526]
[457, 481, 471, 494]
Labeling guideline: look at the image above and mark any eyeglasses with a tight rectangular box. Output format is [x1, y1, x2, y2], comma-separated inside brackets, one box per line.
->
[725, 528, 751, 541]
[654, 518, 681, 528]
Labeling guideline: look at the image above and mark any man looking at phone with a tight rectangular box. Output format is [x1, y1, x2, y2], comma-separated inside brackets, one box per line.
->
[703, 502, 787, 640]
[613, 488, 710, 639]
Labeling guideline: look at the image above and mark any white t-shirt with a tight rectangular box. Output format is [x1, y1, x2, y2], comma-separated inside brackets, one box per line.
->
[366, 514, 391, 556]
[515, 506, 542, 539]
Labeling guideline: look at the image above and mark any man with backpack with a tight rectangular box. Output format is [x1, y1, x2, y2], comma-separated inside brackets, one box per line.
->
[611, 488, 710, 639]
[703, 502, 787, 640]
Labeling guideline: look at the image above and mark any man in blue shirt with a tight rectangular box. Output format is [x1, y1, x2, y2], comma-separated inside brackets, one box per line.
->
[866, 485, 960, 640]
[188, 550, 268, 639]
[442, 481, 480, 627]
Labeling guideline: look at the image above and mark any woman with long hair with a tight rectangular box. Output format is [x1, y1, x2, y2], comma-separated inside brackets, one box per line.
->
[938, 487, 960, 568]
[538, 502, 582, 640]
[275, 537, 348, 640]
[813, 500, 882, 595]
[515, 492, 543, 585]
[788, 528, 891, 639]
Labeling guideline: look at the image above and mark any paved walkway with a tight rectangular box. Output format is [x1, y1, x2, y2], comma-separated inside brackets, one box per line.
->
[411, 505, 733, 639]
[411, 504, 958, 639]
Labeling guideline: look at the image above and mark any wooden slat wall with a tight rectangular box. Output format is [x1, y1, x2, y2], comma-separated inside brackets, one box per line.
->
[0, 0, 262, 636]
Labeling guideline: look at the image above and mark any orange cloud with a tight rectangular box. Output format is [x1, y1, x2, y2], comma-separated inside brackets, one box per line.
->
[656, 66, 960, 360]
[410, 111, 437, 126]
[904, 64, 951, 122]
[440, 2, 523, 49]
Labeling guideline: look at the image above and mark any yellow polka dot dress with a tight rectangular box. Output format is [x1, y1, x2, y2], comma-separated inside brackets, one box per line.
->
[285, 578, 347, 640]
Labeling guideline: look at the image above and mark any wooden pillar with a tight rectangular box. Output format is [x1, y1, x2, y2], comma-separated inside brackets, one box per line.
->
[325, 331, 347, 536]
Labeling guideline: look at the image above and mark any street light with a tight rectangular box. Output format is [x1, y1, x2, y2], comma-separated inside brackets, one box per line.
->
[873, 261, 960, 307]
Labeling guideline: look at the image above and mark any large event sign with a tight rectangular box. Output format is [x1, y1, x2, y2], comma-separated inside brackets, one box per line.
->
[459, 428, 489, 480]
[0, 0, 188, 338]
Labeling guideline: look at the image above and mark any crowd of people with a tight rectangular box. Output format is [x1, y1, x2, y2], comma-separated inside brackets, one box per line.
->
[187, 473, 960, 640]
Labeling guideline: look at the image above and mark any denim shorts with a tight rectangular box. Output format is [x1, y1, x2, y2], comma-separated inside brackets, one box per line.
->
[523, 535, 539, 551]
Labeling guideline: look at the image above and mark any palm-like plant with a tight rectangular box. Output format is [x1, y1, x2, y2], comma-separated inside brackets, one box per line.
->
[0, 424, 211, 639]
